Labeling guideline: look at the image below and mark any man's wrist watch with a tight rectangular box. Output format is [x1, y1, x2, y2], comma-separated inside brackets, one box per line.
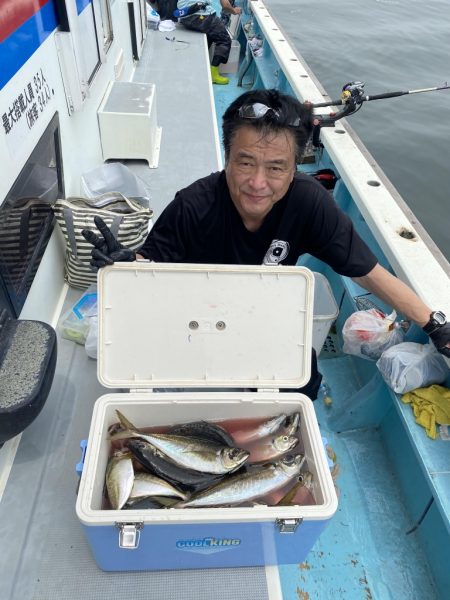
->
[422, 310, 447, 334]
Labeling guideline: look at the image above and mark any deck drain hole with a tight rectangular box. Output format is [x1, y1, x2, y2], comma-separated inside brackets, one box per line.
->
[398, 227, 417, 240]
[367, 180, 381, 187]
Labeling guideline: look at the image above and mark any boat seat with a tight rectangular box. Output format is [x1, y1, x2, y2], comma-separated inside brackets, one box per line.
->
[0, 311, 57, 444]
[129, 25, 222, 221]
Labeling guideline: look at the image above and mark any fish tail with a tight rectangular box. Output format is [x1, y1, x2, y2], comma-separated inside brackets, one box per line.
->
[116, 410, 140, 433]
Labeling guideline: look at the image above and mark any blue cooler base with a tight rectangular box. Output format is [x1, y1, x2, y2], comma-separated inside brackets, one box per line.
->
[83, 519, 330, 572]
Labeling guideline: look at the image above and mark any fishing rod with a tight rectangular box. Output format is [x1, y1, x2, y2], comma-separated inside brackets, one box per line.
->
[313, 81, 450, 108]
[310, 81, 449, 147]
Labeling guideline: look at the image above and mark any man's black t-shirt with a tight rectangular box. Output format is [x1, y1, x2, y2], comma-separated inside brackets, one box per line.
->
[139, 171, 378, 277]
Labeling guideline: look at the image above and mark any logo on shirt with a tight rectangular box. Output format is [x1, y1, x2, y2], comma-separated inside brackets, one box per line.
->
[263, 240, 290, 265]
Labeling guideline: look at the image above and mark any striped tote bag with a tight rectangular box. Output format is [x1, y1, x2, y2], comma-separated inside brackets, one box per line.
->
[53, 192, 152, 289]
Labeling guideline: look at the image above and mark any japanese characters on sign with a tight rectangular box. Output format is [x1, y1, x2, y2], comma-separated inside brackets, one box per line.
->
[1, 67, 55, 158]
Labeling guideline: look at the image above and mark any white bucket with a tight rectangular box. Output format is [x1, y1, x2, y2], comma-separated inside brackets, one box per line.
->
[219, 40, 241, 74]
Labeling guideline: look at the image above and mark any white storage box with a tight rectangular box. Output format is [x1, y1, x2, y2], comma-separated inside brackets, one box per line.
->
[97, 81, 161, 167]
[76, 263, 338, 571]
[313, 272, 338, 353]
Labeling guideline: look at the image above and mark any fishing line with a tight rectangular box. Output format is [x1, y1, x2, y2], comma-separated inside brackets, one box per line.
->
[405, 497, 434, 535]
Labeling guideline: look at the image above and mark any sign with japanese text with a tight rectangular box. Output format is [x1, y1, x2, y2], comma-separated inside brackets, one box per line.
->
[1, 66, 55, 157]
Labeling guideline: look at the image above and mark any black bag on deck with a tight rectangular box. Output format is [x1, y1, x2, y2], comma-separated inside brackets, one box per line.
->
[155, 0, 178, 21]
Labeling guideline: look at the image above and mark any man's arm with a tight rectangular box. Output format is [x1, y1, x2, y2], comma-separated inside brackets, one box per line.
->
[352, 263, 430, 326]
[353, 263, 450, 357]
[220, 0, 241, 15]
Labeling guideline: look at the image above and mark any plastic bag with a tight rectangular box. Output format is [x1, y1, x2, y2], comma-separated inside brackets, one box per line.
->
[58, 285, 97, 345]
[80, 163, 150, 208]
[85, 316, 98, 359]
[342, 309, 405, 360]
[376, 342, 449, 394]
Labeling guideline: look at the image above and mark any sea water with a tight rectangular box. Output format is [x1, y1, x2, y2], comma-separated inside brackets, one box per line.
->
[265, 0, 450, 262]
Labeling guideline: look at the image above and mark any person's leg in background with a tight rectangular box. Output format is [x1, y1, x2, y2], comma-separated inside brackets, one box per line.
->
[179, 14, 231, 84]
[206, 15, 231, 84]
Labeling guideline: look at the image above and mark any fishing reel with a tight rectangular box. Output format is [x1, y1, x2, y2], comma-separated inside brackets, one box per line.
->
[312, 81, 366, 146]
[341, 81, 366, 109]
[310, 79, 449, 147]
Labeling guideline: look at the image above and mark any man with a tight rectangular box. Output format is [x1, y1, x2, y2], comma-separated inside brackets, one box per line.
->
[176, 0, 241, 85]
[82, 89, 450, 397]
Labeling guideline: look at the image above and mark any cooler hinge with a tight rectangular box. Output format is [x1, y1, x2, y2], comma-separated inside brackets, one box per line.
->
[257, 388, 280, 393]
[116, 522, 144, 548]
[275, 518, 303, 533]
[129, 388, 154, 393]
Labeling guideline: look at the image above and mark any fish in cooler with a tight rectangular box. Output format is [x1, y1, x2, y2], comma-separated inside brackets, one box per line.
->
[229, 414, 288, 444]
[168, 420, 235, 447]
[104, 411, 314, 509]
[175, 454, 305, 508]
[128, 472, 188, 502]
[105, 449, 134, 510]
[127, 438, 225, 491]
[111, 410, 249, 474]
[277, 471, 314, 506]
[245, 434, 299, 463]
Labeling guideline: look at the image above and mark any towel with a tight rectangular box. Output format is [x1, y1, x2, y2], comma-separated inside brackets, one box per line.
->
[402, 384, 450, 439]
[159, 20, 176, 32]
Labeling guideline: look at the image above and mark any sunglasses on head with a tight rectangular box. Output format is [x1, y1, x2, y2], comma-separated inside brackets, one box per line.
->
[238, 102, 301, 127]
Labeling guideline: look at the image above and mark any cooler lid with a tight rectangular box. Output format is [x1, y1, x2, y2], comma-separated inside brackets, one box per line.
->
[98, 263, 314, 389]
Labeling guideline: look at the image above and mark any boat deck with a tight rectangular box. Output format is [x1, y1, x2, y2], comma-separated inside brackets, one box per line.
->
[0, 289, 438, 599]
[0, 17, 444, 600]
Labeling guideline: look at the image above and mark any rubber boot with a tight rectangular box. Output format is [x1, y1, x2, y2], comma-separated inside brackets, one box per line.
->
[211, 65, 229, 85]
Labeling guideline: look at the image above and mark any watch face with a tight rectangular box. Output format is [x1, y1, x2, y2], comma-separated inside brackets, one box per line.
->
[432, 311, 446, 325]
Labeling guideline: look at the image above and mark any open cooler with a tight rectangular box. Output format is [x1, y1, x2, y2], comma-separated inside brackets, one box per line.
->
[76, 263, 338, 572]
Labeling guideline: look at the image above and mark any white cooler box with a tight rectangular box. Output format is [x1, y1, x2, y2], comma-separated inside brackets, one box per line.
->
[76, 263, 338, 572]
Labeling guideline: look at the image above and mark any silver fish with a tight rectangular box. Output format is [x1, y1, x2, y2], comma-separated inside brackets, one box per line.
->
[105, 449, 134, 510]
[248, 434, 299, 463]
[128, 473, 188, 501]
[112, 411, 249, 474]
[283, 412, 301, 436]
[177, 454, 305, 508]
[231, 414, 288, 444]
[277, 471, 313, 506]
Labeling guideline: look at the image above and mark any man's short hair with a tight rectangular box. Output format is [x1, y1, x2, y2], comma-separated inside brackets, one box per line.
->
[222, 89, 313, 162]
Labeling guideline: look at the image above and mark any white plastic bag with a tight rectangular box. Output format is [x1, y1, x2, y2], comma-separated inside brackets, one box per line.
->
[376, 342, 449, 394]
[80, 163, 150, 208]
[85, 316, 98, 360]
[342, 309, 404, 360]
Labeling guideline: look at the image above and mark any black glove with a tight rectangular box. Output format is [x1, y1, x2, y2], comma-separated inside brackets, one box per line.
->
[425, 322, 450, 358]
[81, 216, 136, 270]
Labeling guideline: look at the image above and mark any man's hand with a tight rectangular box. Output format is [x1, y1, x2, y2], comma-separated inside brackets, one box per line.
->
[426, 323, 450, 358]
[82, 216, 135, 269]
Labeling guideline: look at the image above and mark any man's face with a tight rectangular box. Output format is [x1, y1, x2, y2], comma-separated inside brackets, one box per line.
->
[225, 125, 297, 231]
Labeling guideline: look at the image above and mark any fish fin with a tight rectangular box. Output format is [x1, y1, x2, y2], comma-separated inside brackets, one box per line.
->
[108, 429, 138, 442]
[115, 410, 140, 433]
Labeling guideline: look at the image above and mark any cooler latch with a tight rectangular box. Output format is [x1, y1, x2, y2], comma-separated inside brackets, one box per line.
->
[116, 522, 144, 549]
[275, 518, 302, 533]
